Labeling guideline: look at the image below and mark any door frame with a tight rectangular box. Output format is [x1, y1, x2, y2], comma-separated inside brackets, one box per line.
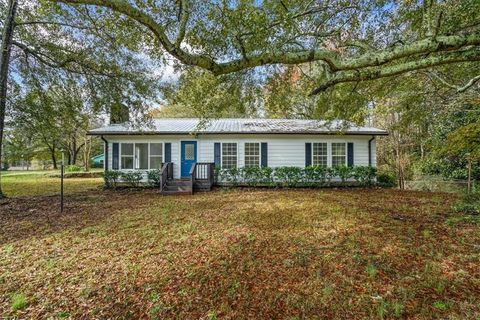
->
[180, 140, 198, 178]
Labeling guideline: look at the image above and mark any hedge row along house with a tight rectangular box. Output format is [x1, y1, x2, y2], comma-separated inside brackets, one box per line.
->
[89, 118, 388, 194]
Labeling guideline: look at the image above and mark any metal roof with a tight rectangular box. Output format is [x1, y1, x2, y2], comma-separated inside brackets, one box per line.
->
[88, 118, 388, 136]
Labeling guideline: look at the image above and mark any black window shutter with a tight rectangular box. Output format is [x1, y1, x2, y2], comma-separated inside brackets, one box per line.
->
[305, 143, 312, 167]
[261, 143, 268, 167]
[347, 142, 354, 167]
[112, 143, 119, 170]
[214, 143, 221, 167]
[165, 143, 171, 162]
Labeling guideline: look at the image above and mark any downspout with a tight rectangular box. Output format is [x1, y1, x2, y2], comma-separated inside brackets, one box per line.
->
[368, 136, 375, 167]
[101, 135, 109, 171]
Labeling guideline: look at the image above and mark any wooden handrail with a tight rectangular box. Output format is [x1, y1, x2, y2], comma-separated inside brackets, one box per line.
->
[189, 163, 197, 195]
[160, 162, 173, 192]
[189, 162, 215, 194]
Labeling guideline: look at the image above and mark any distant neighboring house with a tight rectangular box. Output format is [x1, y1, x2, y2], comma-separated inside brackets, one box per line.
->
[91, 154, 104, 168]
[88, 118, 388, 194]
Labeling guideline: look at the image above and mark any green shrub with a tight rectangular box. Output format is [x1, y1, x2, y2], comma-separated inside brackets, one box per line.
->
[333, 165, 352, 182]
[352, 166, 377, 186]
[452, 190, 480, 215]
[305, 165, 328, 185]
[121, 171, 144, 187]
[215, 165, 386, 188]
[220, 167, 241, 186]
[258, 167, 274, 185]
[65, 165, 82, 172]
[147, 169, 161, 187]
[274, 167, 304, 187]
[103, 170, 121, 189]
[377, 171, 396, 187]
[242, 166, 274, 186]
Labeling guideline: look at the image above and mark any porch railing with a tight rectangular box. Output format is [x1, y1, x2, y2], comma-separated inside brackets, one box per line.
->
[190, 162, 215, 193]
[160, 162, 173, 192]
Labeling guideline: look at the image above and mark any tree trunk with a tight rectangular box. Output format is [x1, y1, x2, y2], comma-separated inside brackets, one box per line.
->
[50, 146, 58, 170]
[467, 157, 472, 193]
[0, 0, 18, 198]
[83, 137, 91, 172]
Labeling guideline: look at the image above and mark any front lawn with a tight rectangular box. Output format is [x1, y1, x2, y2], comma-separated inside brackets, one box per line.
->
[0, 170, 103, 197]
[0, 185, 479, 318]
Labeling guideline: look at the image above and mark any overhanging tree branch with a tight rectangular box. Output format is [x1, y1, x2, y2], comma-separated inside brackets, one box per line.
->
[309, 49, 480, 95]
[51, 0, 480, 92]
[12, 40, 119, 77]
[428, 71, 480, 93]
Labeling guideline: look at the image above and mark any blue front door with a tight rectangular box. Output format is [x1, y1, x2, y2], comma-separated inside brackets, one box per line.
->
[181, 141, 197, 178]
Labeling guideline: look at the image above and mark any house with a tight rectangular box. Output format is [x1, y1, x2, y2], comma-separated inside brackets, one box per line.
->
[88, 118, 388, 194]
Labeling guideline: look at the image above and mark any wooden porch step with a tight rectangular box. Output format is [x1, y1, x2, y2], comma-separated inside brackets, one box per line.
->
[166, 180, 191, 187]
[161, 179, 193, 195]
[164, 185, 192, 192]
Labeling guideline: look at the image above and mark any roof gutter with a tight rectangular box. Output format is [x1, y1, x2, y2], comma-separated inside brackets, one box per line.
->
[88, 131, 389, 136]
[368, 135, 375, 167]
[101, 135, 109, 171]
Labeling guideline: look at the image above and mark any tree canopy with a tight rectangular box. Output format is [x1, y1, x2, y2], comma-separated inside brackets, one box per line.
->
[50, 0, 480, 94]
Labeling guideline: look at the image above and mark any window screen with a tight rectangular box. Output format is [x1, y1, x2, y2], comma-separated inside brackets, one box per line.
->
[150, 143, 163, 169]
[222, 143, 237, 168]
[332, 143, 346, 167]
[121, 143, 134, 169]
[312, 143, 328, 167]
[244, 143, 260, 167]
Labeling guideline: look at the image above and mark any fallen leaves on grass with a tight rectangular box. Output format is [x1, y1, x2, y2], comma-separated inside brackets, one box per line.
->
[0, 188, 479, 319]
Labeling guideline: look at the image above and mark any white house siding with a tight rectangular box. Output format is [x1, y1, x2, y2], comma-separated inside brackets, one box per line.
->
[103, 134, 377, 179]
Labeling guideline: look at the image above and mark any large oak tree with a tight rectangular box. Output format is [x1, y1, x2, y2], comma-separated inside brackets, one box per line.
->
[50, 0, 480, 93]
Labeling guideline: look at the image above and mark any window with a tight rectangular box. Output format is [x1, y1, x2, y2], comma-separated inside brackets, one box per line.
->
[244, 142, 260, 167]
[332, 143, 346, 167]
[222, 143, 237, 168]
[184, 144, 195, 160]
[121, 142, 164, 170]
[121, 143, 134, 169]
[150, 143, 163, 169]
[135, 143, 148, 169]
[312, 142, 328, 167]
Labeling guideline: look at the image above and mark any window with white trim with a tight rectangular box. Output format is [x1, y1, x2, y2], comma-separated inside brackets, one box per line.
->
[222, 143, 237, 168]
[149, 143, 163, 169]
[121, 143, 134, 169]
[244, 142, 260, 167]
[332, 143, 346, 167]
[135, 143, 148, 169]
[312, 142, 328, 167]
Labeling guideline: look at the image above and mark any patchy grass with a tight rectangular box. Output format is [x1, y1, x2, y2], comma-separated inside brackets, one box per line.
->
[10, 293, 28, 312]
[0, 170, 103, 197]
[0, 185, 479, 319]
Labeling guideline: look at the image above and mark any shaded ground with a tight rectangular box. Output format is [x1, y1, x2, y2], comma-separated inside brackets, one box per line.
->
[1, 186, 479, 319]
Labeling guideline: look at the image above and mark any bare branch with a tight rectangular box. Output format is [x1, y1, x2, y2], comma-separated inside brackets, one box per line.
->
[15, 20, 90, 30]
